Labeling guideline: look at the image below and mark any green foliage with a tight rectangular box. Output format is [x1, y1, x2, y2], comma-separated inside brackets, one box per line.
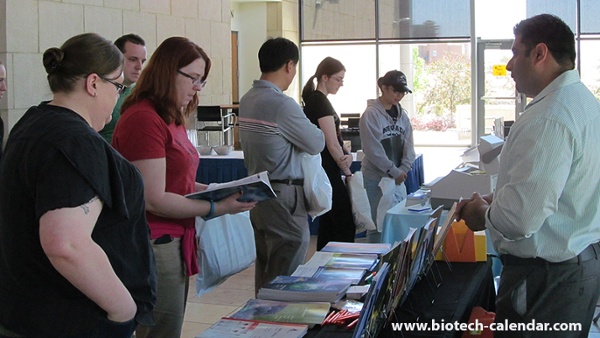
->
[424, 53, 471, 116]
[411, 47, 427, 93]
[415, 52, 471, 120]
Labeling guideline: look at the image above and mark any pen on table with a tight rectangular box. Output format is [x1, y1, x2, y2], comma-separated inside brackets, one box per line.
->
[322, 310, 337, 325]
[346, 318, 359, 329]
[365, 271, 377, 284]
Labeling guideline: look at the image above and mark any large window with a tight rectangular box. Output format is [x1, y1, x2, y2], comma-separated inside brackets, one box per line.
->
[379, 0, 471, 40]
[301, 0, 376, 41]
[300, 0, 600, 146]
[301, 44, 377, 115]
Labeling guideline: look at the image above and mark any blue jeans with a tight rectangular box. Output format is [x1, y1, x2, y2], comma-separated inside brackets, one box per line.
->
[363, 173, 406, 243]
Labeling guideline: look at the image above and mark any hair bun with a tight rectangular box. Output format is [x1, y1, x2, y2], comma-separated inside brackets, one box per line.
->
[42, 47, 64, 74]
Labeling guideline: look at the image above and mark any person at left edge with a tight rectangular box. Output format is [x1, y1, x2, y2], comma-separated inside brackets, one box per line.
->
[112, 36, 257, 338]
[99, 33, 147, 143]
[0, 32, 156, 338]
[0, 60, 7, 160]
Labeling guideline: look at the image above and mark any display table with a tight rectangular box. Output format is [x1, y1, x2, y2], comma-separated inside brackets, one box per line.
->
[196, 151, 424, 195]
[381, 200, 502, 277]
[306, 259, 496, 338]
[381, 200, 448, 245]
[380, 259, 496, 338]
[195, 150, 247, 185]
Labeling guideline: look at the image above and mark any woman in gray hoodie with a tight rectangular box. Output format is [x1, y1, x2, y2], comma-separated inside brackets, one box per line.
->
[359, 70, 416, 243]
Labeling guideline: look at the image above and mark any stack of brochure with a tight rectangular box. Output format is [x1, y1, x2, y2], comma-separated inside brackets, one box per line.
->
[196, 317, 307, 338]
[257, 275, 351, 303]
[228, 299, 330, 328]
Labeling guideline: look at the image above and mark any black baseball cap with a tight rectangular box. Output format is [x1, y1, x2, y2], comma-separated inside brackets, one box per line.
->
[378, 70, 412, 93]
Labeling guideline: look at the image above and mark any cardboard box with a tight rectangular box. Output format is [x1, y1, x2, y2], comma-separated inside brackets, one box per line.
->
[435, 220, 487, 262]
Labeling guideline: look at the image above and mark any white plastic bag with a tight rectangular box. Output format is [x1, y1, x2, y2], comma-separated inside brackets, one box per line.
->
[195, 211, 256, 296]
[346, 171, 377, 233]
[376, 178, 407, 231]
[302, 153, 333, 220]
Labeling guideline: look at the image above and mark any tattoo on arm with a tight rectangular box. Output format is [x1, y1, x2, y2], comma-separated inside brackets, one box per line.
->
[80, 196, 99, 214]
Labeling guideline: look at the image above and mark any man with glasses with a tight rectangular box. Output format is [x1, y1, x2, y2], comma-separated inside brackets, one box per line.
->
[238, 38, 325, 295]
[100, 34, 147, 143]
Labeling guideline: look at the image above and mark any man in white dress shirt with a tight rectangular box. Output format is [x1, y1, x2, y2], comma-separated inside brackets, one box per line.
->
[457, 14, 600, 337]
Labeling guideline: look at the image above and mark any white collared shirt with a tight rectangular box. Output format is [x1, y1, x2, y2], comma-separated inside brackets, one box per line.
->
[486, 69, 600, 261]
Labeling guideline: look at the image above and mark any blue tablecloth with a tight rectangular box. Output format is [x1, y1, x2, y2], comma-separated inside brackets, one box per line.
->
[381, 199, 501, 276]
[196, 151, 424, 195]
[380, 200, 447, 245]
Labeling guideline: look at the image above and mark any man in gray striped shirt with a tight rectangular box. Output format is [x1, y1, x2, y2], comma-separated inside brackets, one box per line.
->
[239, 38, 325, 295]
[458, 14, 600, 337]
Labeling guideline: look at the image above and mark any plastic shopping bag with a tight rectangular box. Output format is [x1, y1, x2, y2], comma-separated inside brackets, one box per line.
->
[346, 171, 377, 234]
[302, 153, 333, 220]
[376, 177, 407, 231]
[195, 211, 256, 296]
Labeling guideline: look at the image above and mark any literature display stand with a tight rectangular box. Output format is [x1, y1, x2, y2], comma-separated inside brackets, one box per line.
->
[362, 203, 458, 336]
[196, 200, 482, 338]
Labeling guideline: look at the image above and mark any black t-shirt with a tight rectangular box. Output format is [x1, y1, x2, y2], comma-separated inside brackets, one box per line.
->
[303, 91, 345, 173]
[0, 103, 156, 336]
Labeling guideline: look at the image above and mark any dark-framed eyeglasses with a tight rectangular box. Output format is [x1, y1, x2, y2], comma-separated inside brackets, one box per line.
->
[100, 76, 127, 95]
[177, 70, 207, 88]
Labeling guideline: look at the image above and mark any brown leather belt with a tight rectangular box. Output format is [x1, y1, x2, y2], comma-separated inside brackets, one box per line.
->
[501, 242, 600, 266]
[271, 178, 304, 186]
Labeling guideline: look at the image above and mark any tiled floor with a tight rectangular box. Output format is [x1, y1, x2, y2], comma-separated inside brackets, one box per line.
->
[181, 236, 319, 338]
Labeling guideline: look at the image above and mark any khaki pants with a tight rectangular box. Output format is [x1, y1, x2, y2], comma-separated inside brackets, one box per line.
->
[250, 183, 310, 295]
[136, 238, 188, 338]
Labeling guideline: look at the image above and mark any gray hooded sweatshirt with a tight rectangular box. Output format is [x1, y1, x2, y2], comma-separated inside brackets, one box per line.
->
[359, 98, 415, 180]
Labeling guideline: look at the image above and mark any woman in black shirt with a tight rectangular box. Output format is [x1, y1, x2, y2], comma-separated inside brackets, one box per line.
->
[0, 33, 156, 338]
[302, 57, 355, 250]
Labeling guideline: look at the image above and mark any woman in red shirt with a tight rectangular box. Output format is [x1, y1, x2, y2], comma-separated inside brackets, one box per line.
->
[113, 37, 256, 338]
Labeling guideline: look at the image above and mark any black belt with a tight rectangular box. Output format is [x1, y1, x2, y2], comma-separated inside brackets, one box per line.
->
[501, 242, 600, 266]
[270, 178, 304, 186]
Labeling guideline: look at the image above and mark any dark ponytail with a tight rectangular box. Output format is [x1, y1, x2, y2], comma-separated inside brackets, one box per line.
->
[301, 56, 345, 103]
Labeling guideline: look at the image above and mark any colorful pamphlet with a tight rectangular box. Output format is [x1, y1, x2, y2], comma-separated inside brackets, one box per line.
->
[196, 317, 307, 338]
[228, 299, 330, 328]
[185, 171, 275, 203]
[257, 275, 351, 303]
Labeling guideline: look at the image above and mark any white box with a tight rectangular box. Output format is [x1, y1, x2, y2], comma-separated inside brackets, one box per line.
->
[428, 166, 497, 209]
[478, 134, 504, 175]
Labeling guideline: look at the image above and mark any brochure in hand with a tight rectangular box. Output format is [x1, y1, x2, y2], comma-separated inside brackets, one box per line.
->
[257, 275, 351, 303]
[228, 299, 330, 328]
[185, 171, 276, 203]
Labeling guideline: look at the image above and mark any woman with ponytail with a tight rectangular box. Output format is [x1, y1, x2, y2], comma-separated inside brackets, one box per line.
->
[302, 57, 355, 251]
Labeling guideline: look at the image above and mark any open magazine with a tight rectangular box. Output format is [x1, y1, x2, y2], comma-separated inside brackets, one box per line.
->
[185, 171, 276, 203]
